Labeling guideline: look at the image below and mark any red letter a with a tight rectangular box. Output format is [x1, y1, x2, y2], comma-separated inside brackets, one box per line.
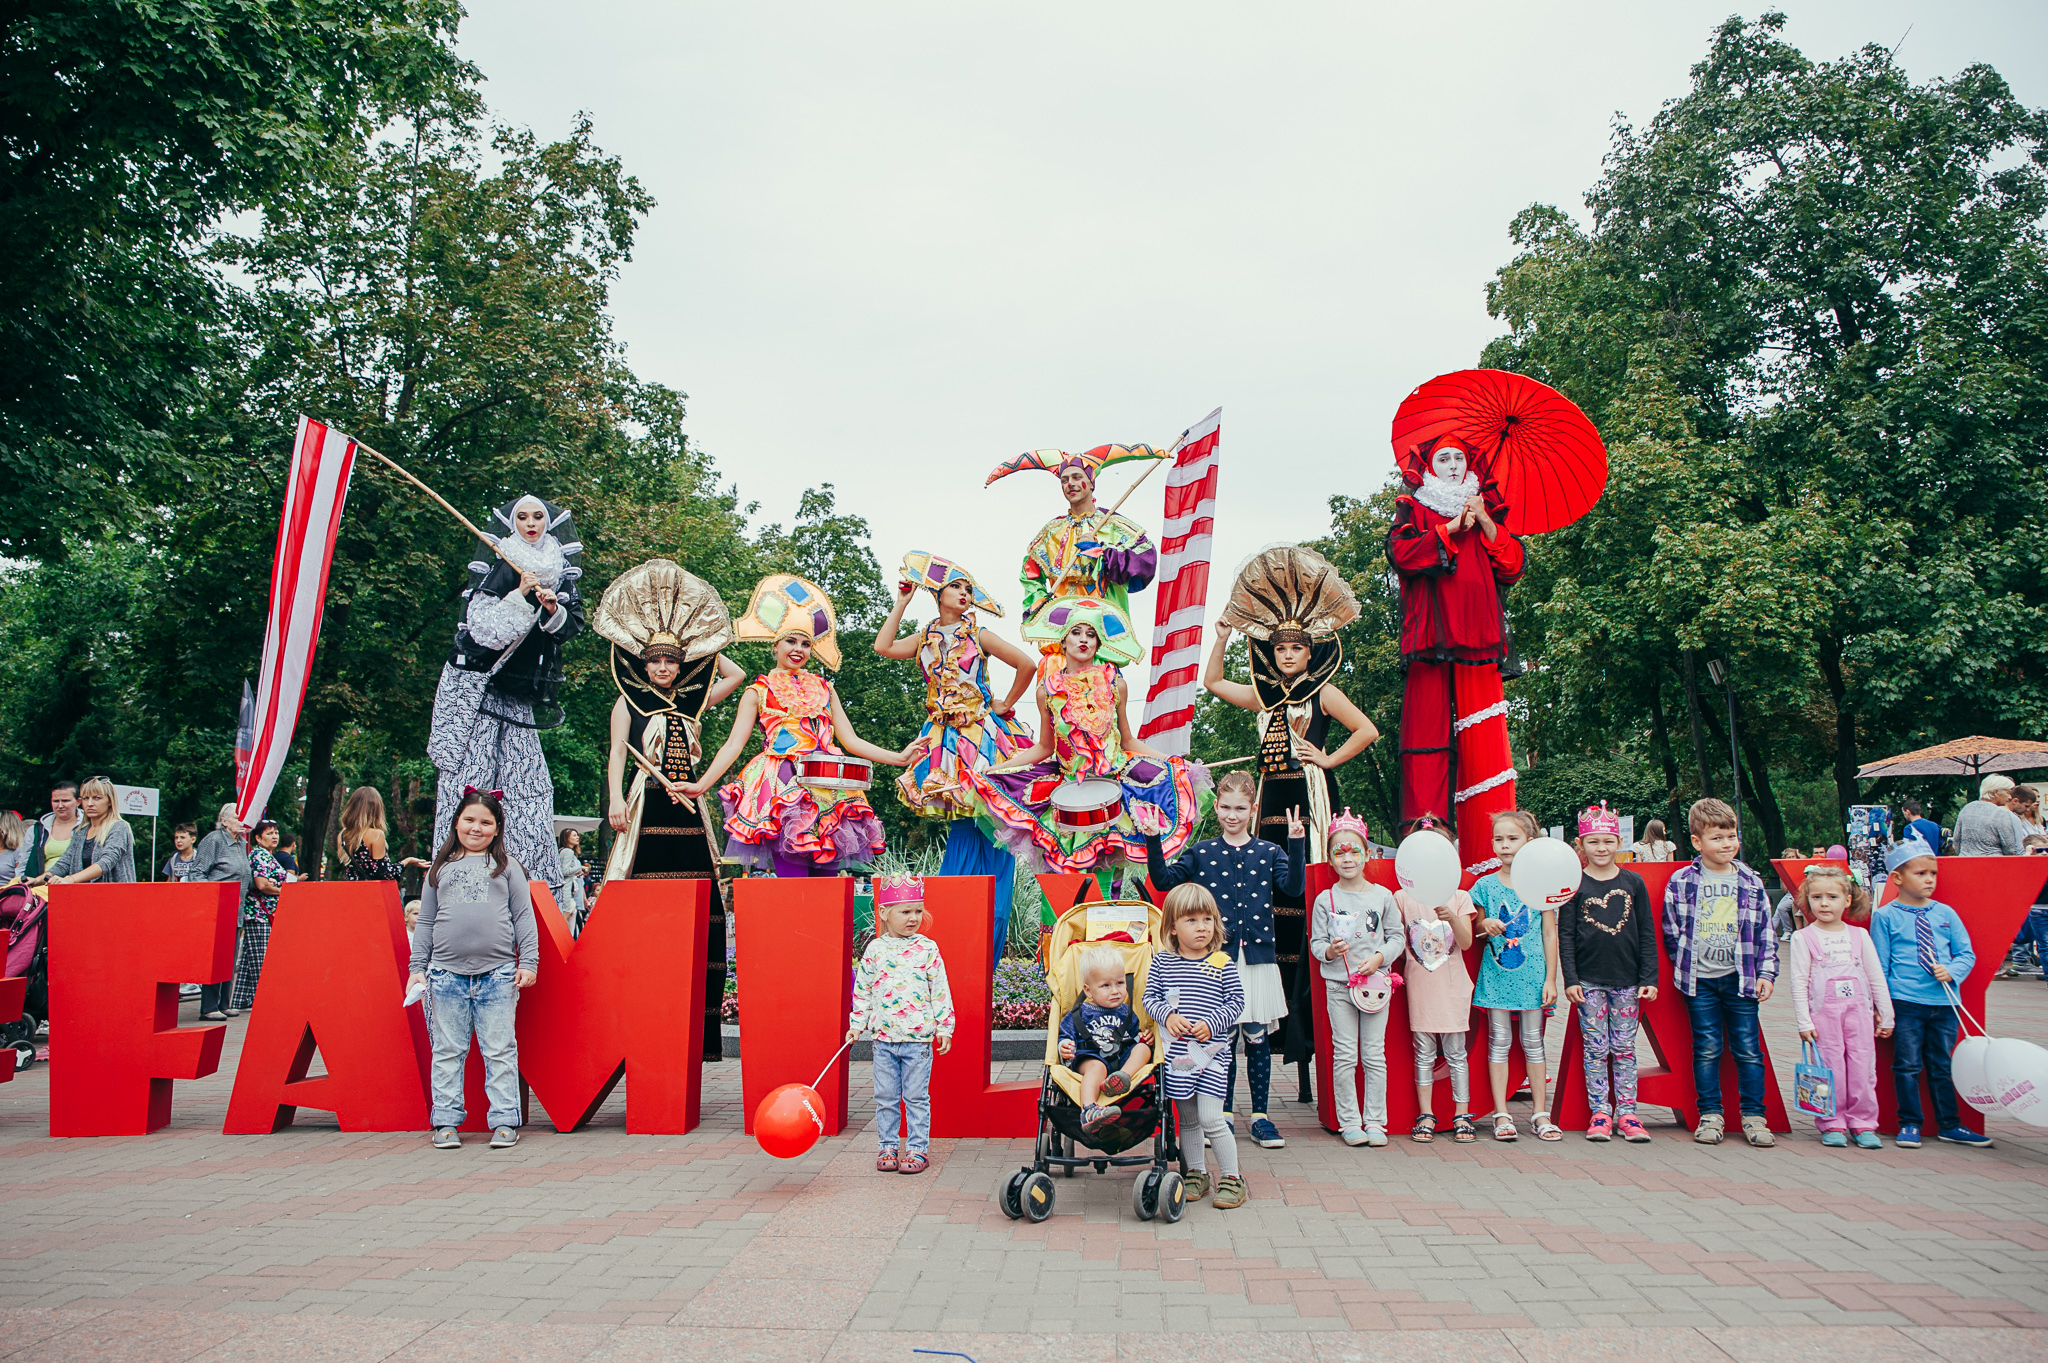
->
[223, 882, 429, 1133]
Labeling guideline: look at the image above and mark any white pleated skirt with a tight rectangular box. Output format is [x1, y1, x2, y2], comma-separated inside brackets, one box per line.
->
[1236, 951, 1289, 1028]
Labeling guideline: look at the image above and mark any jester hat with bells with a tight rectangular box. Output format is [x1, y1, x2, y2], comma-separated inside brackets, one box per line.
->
[592, 559, 736, 715]
[983, 443, 1170, 488]
[735, 573, 842, 671]
[1218, 544, 1361, 709]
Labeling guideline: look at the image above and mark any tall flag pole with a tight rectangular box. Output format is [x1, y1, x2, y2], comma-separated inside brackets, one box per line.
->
[236, 417, 358, 827]
[1136, 408, 1221, 756]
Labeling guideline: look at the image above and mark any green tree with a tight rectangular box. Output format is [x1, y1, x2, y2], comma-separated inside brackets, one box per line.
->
[1, 0, 473, 558]
[1483, 12, 2048, 847]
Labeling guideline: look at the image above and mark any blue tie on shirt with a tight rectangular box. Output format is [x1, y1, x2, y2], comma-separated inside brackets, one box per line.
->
[1901, 902, 1938, 974]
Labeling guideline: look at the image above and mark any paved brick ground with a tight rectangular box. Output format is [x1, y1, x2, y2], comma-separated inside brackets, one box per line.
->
[2, 977, 2044, 1361]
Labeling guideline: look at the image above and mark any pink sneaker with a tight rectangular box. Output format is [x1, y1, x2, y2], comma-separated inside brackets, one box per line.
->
[1586, 1111, 1613, 1141]
[1617, 1114, 1651, 1143]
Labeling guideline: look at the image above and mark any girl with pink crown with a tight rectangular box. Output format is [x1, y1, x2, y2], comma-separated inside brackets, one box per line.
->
[847, 874, 955, 1175]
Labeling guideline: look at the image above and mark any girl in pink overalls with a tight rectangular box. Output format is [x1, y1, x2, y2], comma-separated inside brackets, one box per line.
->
[1790, 865, 1894, 1150]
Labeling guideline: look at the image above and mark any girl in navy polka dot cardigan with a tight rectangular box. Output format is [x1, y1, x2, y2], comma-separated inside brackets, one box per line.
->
[1140, 771, 1305, 1148]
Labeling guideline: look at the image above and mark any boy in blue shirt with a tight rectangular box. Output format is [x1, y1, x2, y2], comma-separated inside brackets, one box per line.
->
[1869, 839, 1992, 1149]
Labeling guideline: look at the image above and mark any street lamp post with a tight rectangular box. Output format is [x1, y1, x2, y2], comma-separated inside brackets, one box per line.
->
[1705, 657, 1742, 851]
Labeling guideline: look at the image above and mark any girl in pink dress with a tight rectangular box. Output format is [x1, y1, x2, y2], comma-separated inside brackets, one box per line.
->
[1791, 864, 1893, 1149]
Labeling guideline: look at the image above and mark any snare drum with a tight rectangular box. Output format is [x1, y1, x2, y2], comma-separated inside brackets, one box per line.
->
[796, 754, 874, 790]
[1051, 778, 1123, 833]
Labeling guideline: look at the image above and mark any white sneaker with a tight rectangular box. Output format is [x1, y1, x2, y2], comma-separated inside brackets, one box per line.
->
[1340, 1128, 1369, 1147]
[1364, 1127, 1389, 1147]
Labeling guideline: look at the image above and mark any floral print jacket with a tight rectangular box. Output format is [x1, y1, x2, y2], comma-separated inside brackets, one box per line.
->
[850, 932, 956, 1043]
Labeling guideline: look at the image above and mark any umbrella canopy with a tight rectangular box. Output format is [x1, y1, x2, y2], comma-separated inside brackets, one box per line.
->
[1855, 735, 2048, 781]
[1391, 369, 1607, 535]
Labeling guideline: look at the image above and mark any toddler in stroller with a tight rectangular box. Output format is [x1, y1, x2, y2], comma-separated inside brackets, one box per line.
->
[1001, 897, 1185, 1224]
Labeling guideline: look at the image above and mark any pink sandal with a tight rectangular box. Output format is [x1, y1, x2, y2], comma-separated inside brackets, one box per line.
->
[898, 1153, 929, 1175]
[876, 1149, 898, 1172]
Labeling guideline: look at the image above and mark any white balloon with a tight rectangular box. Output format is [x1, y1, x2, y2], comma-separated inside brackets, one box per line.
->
[1951, 1035, 1999, 1115]
[1985, 1036, 2048, 1129]
[1394, 831, 1461, 909]
[1512, 838, 1583, 913]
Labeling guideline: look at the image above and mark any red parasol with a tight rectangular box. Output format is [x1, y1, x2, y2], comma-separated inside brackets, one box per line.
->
[1391, 369, 1607, 535]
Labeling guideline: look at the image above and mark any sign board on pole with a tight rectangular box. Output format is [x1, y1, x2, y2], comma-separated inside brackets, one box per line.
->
[113, 785, 160, 817]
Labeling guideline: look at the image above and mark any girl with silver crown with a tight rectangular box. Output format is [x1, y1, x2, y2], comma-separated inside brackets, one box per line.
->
[426, 493, 585, 909]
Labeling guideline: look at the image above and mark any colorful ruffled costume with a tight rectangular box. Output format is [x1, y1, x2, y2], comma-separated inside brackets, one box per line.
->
[969, 597, 1208, 874]
[894, 553, 1031, 820]
[717, 575, 885, 872]
[985, 444, 1163, 626]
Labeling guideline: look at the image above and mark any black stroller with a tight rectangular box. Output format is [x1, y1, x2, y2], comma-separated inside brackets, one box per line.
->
[1000, 899, 1186, 1224]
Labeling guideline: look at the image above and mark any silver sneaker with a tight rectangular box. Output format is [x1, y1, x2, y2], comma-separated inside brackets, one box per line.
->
[489, 1126, 519, 1149]
[431, 1127, 460, 1150]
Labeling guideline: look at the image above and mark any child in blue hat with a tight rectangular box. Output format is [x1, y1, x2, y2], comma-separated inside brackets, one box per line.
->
[1869, 839, 1991, 1149]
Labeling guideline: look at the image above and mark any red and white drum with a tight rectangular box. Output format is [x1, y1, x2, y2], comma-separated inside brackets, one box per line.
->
[796, 754, 873, 790]
[1051, 779, 1123, 833]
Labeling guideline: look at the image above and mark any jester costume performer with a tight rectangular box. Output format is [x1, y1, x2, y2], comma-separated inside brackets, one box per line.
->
[1209, 545, 1379, 1099]
[699, 575, 893, 877]
[970, 596, 1209, 877]
[593, 559, 741, 1059]
[985, 444, 1164, 626]
[878, 552, 1035, 952]
[426, 494, 584, 908]
[1388, 439, 1525, 877]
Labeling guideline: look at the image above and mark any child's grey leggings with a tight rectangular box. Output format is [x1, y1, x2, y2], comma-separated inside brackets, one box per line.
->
[1411, 1029, 1471, 1102]
[1175, 1095, 1238, 1178]
[1486, 1007, 1546, 1064]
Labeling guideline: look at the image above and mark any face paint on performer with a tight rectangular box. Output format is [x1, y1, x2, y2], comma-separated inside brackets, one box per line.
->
[1058, 465, 1094, 511]
[1431, 445, 1468, 482]
[512, 496, 549, 542]
[646, 656, 681, 687]
[1061, 622, 1099, 666]
[773, 632, 813, 670]
[1272, 639, 1311, 676]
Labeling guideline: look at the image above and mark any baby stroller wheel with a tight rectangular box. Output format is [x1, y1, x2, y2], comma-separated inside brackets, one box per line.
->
[1134, 1168, 1184, 1223]
[1022, 1170, 1055, 1222]
[1000, 1169, 1030, 1221]
[9, 1039, 34, 1072]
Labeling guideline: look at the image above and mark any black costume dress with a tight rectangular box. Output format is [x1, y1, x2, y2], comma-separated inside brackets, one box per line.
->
[609, 652, 728, 1061]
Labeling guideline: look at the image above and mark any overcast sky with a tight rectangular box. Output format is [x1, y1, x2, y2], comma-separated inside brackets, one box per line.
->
[458, 2, 2047, 636]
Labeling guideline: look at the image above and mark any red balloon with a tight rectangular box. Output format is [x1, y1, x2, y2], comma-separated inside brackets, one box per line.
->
[753, 1082, 829, 1159]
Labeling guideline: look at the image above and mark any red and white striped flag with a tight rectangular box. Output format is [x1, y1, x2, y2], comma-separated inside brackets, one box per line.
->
[1137, 408, 1221, 756]
[237, 417, 359, 827]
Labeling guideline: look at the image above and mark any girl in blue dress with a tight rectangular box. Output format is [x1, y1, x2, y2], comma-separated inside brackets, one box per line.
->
[1468, 809, 1562, 1140]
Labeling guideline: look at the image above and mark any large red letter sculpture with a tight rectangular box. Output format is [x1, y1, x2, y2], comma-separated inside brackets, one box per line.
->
[1869, 855, 2045, 1136]
[736, 876, 853, 1135]
[923, 876, 1036, 1137]
[49, 882, 237, 1136]
[517, 879, 708, 1133]
[223, 881, 428, 1133]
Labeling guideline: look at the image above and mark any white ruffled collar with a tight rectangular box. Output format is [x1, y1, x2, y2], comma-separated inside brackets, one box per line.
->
[1411, 471, 1478, 520]
[495, 531, 566, 589]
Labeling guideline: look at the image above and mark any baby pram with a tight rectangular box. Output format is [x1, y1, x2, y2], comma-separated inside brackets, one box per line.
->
[1000, 898, 1185, 1224]
[1, 881, 49, 1071]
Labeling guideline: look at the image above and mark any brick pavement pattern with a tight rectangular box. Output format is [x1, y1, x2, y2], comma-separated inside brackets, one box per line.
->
[2, 975, 2044, 1361]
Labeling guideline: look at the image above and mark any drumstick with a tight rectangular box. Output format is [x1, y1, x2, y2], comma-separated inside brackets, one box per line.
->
[1201, 755, 1257, 769]
[624, 742, 698, 811]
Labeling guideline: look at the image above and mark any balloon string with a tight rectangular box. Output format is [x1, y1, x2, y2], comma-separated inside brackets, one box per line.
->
[1941, 978, 1988, 1039]
[811, 1040, 854, 1092]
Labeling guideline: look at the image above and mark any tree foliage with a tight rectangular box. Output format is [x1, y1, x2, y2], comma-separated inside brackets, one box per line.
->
[1486, 12, 2048, 848]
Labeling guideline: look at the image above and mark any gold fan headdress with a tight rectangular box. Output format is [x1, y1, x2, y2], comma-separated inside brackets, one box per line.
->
[592, 559, 736, 662]
[1219, 545, 1360, 708]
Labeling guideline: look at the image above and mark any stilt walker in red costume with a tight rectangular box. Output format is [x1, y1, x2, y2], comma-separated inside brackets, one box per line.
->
[1391, 440, 1523, 876]
[1387, 369, 1609, 877]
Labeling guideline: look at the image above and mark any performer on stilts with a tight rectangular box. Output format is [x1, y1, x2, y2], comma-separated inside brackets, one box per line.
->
[426, 494, 584, 908]
[1204, 544, 1381, 1105]
[683, 574, 907, 877]
[593, 558, 745, 1059]
[876, 552, 1036, 957]
[971, 597, 1209, 885]
[1389, 439, 1525, 877]
[985, 444, 1165, 627]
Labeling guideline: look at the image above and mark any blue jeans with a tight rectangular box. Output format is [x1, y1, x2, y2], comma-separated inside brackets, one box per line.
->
[2019, 907, 2048, 973]
[1686, 973, 1766, 1117]
[1890, 998, 1960, 1129]
[872, 1040, 933, 1155]
[426, 966, 522, 1129]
